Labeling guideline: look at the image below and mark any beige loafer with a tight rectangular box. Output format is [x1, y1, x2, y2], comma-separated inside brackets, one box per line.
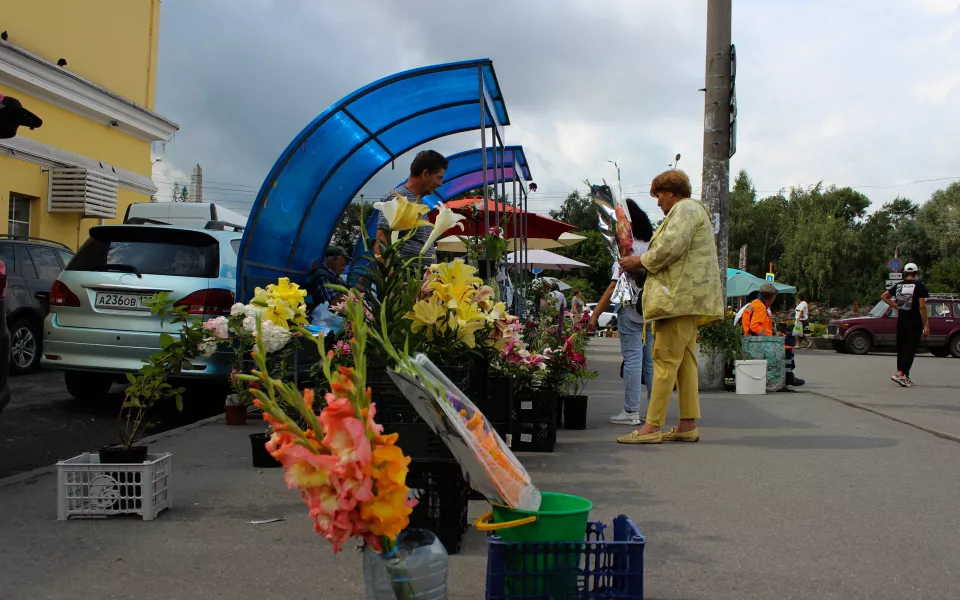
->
[616, 430, 663, 444]
[663, 427, 700, 442]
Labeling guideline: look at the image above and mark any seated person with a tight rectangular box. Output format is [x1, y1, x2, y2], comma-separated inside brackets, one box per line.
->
[741, 284, 777, 336]
[306, 245, 351, 314]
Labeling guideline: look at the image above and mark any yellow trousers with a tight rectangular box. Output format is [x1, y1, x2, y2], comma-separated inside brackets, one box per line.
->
[644, 315, 701, 427]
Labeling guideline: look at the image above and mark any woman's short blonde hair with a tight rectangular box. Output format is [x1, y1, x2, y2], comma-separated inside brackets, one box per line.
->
[649, 169, 692, 199]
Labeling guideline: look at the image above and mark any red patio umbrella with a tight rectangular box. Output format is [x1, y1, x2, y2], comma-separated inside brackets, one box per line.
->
[430, 197, 575, 239]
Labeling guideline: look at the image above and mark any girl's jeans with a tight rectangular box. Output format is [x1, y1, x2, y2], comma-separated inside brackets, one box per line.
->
[618, 304, 654, 413]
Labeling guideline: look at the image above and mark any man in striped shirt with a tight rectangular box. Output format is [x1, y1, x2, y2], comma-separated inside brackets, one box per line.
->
[375, 150, 448, 263]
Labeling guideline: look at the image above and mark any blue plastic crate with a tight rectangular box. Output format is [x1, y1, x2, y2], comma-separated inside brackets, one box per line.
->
[485, 515, 646, 599]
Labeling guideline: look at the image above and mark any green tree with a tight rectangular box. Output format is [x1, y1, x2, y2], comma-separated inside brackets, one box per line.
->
[917, 181, 960, 258]
[330, 201, 366, 252]
[549, 190, 597, 231]
[727, 169, 758, 271]
[549, 230, 613, 299]
[929, 255, 960, 294]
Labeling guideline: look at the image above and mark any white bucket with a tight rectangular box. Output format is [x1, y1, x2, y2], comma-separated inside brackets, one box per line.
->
[734, 360, 767, 395]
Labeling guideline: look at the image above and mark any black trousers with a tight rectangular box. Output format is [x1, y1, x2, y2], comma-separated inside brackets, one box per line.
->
[896, 319, 923, 376]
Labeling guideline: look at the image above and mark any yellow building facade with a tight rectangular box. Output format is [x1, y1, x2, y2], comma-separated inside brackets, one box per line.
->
[0, 0, 178, 250]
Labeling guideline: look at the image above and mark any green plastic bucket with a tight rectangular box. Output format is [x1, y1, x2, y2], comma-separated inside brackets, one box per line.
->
[476, 492, 592, 596]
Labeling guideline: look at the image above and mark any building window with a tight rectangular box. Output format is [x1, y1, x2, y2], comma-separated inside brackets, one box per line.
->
[8, 193, 33, 238]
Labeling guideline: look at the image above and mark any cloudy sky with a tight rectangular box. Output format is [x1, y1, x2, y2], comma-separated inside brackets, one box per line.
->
[151, 0, 960, 220]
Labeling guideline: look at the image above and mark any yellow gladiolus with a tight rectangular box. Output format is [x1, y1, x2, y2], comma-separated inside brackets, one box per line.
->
[373, 192, 431, 243]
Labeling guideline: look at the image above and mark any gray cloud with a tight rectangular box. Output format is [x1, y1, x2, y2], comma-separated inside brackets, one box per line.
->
[153, 0, 960, 221]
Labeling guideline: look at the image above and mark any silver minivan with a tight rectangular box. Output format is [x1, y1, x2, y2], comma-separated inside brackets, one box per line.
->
[42, 224, 241, 402]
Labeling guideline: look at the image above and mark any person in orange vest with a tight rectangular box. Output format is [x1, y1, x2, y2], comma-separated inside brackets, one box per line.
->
[741, 283, 778, 336]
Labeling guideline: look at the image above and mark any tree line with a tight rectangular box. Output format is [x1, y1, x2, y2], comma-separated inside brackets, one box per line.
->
[549, 173, 960, 307]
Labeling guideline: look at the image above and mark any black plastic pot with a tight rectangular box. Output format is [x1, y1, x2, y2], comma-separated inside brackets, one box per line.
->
[250, 433, 281, 468]
[555, 394, 564, 429]
[561, 395, 588, 430]
[98, 445, 148, 464]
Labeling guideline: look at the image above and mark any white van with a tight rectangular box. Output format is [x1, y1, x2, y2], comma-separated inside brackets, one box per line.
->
[124, 202, 247, 230]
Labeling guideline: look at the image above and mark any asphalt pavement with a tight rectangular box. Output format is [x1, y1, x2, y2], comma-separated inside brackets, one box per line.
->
[0, 340, 958, 599]
[796, 348, 960, 440]
[0, 370, 224, 478]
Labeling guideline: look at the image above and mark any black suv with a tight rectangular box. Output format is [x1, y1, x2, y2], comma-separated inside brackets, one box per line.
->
[0, 236, 74, 374]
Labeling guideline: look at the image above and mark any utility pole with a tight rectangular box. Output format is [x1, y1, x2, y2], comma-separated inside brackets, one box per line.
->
[701, 0, 733, 299]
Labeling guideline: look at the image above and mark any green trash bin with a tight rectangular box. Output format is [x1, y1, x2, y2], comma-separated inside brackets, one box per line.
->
[476, 492, 593, 596]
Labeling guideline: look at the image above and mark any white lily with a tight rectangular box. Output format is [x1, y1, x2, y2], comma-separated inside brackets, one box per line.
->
[421, 202, 466, 255]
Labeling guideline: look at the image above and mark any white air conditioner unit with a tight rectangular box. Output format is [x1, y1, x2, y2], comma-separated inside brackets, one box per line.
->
[48, 168, 119, 218]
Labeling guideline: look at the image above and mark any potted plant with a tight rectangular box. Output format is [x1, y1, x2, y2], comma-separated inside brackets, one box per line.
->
[99, 294, 203, 464]
[697, 310, 747, 390]
[555, 331, 597, 431]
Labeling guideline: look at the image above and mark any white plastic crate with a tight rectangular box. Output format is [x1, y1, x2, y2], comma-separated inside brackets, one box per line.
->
[57, 452, 173, 521]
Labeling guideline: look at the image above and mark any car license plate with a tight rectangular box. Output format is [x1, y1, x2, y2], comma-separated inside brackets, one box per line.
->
[95, 292, 150, 310]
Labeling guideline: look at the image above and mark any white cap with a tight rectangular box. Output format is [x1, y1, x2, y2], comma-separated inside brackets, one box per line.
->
[904, 262, 919, 273]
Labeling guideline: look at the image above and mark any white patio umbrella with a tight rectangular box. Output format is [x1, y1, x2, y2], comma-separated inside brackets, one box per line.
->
[538, 276, 571, 291]
[505, 249, 589, 272]
[436, 232, 585, 253]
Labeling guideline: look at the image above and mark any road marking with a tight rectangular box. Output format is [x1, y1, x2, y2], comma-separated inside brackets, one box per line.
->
[801, 391, 960, 444]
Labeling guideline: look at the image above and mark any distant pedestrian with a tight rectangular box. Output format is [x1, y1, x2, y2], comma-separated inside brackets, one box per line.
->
[570, 289, 586, 321]
[881, 263, 930, 387]
[794, 293, 811, 348]
[549, 283, 567, 332]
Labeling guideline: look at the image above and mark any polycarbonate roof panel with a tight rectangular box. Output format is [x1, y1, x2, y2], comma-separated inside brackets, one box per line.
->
[346, 146, 532, 284]
[236, 59, 510, 300]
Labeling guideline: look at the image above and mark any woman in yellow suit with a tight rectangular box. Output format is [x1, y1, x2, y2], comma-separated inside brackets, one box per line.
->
[616, 170, 723, 444]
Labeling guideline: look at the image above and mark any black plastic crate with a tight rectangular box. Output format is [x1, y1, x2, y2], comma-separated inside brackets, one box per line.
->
[511, 389, 557, 452]
[407, 460, 470, 555]
[367, 366, 468, 462]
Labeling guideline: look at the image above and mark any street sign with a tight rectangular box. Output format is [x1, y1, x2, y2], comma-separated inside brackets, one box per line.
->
[888, 272, 903, 281]
[738, 244, 747, 270]
[765, 273, 775, 282]
[889, 257, 903, 272]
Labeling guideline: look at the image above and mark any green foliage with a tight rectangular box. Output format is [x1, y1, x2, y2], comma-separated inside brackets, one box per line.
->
[726, 170, 957, 308]
[560, 277, 597, 303]
[697, 317, 747, 363]
[549, 190, 598, 231]
[809, 323, 828, 338]
[330, 201, 366, 251]
[119, 293, 200, 449]
[929, 255, 960, 294]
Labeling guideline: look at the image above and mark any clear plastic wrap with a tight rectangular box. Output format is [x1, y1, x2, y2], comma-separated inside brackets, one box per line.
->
[387, 354, 541, 512]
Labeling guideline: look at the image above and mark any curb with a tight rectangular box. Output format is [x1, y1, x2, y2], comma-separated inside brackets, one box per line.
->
[0, 413, 225, 490]
[801, 390, 960, 444]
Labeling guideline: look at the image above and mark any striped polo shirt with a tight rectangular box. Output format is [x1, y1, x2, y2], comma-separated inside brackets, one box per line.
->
[377, 184, 436, 264]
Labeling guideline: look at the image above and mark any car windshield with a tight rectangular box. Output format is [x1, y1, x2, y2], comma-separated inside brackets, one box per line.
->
[69, 227, 220, 278]
[867, 301, 888, 317]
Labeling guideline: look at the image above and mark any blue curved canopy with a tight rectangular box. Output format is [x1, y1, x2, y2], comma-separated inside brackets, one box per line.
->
[346, 146, 533, 284]
[422, 145, 532, 207]
[236, 59, 510, 300]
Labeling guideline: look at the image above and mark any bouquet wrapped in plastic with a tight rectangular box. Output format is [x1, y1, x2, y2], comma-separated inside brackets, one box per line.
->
[587, 175, 632, 262]
[388, 354, 541, 512]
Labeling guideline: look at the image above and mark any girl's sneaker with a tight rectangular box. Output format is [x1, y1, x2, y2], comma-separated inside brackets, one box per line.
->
[891, 373, 908, 387]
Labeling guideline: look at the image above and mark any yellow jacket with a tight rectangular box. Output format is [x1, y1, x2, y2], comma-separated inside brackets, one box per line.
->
[640, 199, 724, 326]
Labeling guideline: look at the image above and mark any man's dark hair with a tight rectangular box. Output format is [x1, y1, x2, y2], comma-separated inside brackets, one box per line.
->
[797, 293, 806, 302]
[410, 150, 448, 177]
[625, 198, 654, 242]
